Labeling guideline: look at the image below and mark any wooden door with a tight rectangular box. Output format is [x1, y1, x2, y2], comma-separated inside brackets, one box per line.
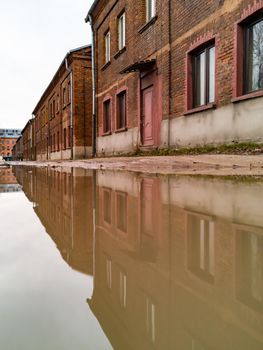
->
[142, 86, 154, 146]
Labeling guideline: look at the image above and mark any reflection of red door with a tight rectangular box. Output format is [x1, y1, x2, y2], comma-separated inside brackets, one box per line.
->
[142, 86, 154, 146]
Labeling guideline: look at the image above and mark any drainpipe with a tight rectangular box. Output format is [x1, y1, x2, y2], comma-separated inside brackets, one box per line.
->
[65, 57, 74, 160]
[168, 0, 172, 148]
[87, 14, 97, 157]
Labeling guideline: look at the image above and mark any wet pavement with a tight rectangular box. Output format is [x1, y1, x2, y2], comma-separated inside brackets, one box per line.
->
[0, 166, 263, 349]
[9, 154, 263, 176]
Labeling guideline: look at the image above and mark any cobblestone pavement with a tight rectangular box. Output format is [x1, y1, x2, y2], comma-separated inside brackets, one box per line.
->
[9, 154, 263, 176]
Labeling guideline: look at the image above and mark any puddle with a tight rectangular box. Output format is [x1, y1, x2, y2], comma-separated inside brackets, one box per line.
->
[0, 166, 263, 350]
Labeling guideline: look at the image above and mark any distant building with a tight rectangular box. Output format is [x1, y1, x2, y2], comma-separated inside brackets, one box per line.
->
[0, 128, 21, 160]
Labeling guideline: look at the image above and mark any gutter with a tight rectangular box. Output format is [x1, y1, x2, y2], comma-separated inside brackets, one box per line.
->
[86, 14, 97, 157]
[65, 57, 74, 160]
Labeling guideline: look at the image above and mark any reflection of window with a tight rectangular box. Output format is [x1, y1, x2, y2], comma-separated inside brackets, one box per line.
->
[120, 271, 127, 308]
[103, 189, 112, 224]
[116, 192, 127, 232]
[106, 259, 112, 289]
[236, 230, 263, 312]
[187, 215, 215, 283]
[146, 297, 156, 345]
[245, 17, 263, 93]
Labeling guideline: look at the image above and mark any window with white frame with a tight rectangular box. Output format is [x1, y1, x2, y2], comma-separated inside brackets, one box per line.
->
[146, 0, 156, 22]
[118, 12, 126, 50]
[105, 30, 111, 63]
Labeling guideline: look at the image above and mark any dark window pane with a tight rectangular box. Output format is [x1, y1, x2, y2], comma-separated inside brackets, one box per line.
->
[117, 92, 126, 129]
[246, 19, 263, 93]
[103, 100, 111, 133]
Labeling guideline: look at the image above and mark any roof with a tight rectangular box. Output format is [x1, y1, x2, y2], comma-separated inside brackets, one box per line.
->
[32, 45, 91, 115]
[119, 59, 156, 74]
[85, 0, 100, 22]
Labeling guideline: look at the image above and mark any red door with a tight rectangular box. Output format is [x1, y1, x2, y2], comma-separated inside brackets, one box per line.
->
[142, 86, 154, 146]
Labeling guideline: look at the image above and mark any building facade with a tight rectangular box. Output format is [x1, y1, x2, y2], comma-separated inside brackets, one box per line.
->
[33, 45, 92, 161]
[87, 0, 263, 156]
[0, 129, 21, 160]
[12, 135, 23, 161]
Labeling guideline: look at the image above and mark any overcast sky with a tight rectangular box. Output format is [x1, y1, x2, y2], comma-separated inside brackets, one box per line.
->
[0, 0, 93, 130]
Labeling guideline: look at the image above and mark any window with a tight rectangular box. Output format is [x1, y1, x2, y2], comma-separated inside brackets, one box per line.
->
[63, 128, 67, 149]
[63, 87, 66, 107]
[68, 81, 71, 104]
[118, 13, 126, 50]
[57, 131, 60, 151]
[68, 126, 71, 148]
[103, 99, 111, 133]
[53, 100, 56, 117]
[192, 44, 215, 108]
[105, 30, 111, 63]
[146, 0, 156, 22]
[245, 17, 263, 93]
[116, 91, 127, 130]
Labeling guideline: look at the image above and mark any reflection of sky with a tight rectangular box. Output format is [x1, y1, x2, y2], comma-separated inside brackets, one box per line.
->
[0, 192, 112, 350]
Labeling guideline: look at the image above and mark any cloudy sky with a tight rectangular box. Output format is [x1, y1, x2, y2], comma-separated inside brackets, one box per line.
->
[0, 0, 93, 129]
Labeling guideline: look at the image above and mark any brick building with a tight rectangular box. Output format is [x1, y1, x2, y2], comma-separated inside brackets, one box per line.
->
[0, 129, 21, 160]
[87, 0, 263, 155]
[12, 135, 23, 161]
[33, 45, 92, 161]
[21, 119, 35, 161]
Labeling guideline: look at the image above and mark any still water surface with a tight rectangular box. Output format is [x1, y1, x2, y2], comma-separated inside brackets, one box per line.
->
[0, 166, 263, 350]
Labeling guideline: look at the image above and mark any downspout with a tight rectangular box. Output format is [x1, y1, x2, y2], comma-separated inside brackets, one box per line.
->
[65, 57, 74, 160]
[87, 14, 97, 157]
[168, 0, 172, 148]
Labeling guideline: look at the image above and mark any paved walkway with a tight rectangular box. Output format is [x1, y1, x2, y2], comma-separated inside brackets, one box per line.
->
[9, 154, 263, 176]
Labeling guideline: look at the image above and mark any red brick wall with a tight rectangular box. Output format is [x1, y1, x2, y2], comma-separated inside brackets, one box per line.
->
[92, 0, 170, 138]
[33, 46, 92, 160]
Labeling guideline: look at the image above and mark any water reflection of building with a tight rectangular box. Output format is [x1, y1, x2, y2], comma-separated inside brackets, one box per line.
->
[89, 172, 263, 350]
[13, 167, 94, 275]
[0, 168, 21, 193]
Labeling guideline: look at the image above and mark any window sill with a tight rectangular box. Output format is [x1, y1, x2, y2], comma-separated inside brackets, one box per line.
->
[101, 61, 111, 71]
[101, 131, 112, 137]
[184, 103, 216, 116]
[115, 127, 127, 134]
[231, 90, 263, 103]
[138, 16, 158, 34]
[114, 47, 126, 59]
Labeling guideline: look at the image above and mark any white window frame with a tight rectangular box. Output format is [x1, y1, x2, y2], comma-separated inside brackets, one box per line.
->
[118, 12, 126, 50]
[105, 30, 111, 63]
[146, 0, 156, 22]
